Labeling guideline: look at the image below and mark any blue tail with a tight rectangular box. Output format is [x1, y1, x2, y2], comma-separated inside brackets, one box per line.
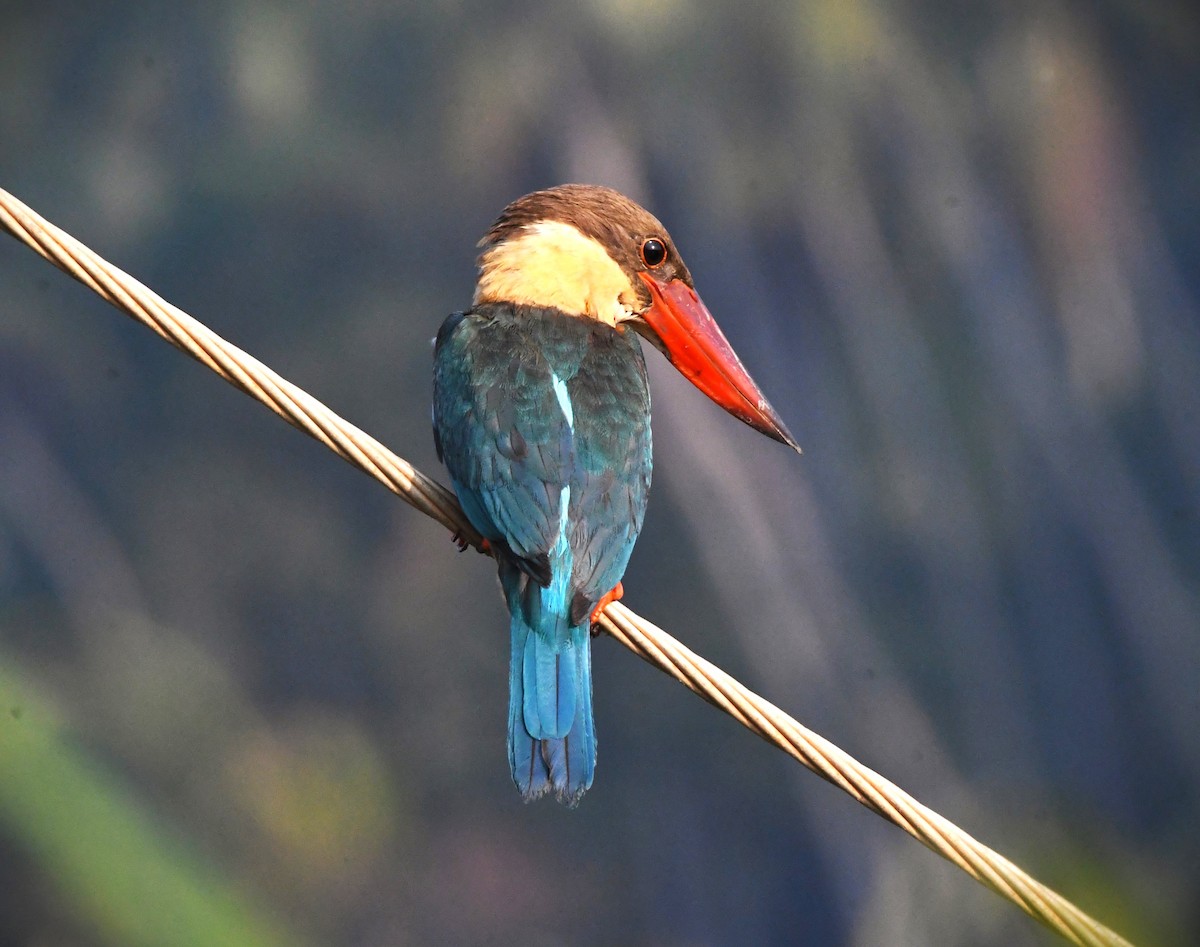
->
[501, 563, 596, 805]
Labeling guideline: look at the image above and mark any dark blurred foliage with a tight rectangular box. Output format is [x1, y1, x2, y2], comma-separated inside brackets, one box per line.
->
[2, 2, 1198, 945]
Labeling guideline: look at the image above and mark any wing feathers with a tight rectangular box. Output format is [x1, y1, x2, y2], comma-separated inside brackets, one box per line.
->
[433, 305, 651, 609]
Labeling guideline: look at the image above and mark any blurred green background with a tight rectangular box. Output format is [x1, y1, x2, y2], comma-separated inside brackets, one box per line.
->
[2, 2, 1197, 945]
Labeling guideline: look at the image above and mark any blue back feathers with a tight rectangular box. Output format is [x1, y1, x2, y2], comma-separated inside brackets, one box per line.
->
[433, 304, 652, 803]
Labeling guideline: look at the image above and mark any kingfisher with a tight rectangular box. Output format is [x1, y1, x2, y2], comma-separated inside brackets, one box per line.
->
[433, 185, 798, 804]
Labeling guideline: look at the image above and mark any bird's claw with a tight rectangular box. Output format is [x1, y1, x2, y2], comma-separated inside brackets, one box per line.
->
[589, 581, 624, 635]
[451, 531, 490, 555]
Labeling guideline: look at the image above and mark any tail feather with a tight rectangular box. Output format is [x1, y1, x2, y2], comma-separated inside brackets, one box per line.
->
[508, 726, 550, 801]
[523, 635, 576, 739]
[506, 604, 596, 805]
[556, 654, 595, 798]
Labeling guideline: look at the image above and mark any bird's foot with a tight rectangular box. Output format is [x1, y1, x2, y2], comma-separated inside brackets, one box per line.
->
[451, 531, 490, 555]
[590, 582, 624, 633]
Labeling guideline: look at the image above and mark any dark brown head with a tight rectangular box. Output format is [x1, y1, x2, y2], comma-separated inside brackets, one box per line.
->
[474, 184, 800, 451]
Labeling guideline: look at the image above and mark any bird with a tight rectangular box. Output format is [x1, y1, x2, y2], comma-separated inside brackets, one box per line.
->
[432, 184, 799, 805]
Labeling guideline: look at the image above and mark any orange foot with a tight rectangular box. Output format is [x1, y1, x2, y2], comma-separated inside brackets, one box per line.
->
[451, 531, 491, 555]
[589, 582, 624, 633]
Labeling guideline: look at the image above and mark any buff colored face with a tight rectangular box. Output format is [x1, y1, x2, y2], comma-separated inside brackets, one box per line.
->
[474, 219, 643, 326]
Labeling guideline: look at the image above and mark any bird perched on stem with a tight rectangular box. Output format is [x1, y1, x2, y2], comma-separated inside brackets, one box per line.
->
[433, 185, 799, 804]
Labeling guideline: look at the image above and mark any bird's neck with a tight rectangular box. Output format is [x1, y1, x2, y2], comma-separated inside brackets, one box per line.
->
[473, 220, 636, 326]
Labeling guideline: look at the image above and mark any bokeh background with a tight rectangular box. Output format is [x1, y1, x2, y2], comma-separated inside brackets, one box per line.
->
[2, 2, 1197, 945]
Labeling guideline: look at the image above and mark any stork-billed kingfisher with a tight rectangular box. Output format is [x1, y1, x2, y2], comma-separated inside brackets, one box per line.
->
[433, 185, 798, 805]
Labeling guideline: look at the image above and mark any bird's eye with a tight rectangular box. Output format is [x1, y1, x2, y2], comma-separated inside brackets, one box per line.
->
[640, 237, 667, 268]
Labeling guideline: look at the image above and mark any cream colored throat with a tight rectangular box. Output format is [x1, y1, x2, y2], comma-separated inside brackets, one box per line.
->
[474, 220, 638, 325]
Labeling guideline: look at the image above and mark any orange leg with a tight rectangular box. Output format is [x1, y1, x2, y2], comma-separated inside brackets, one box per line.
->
[589, 581, 624, 631]
[451, 531, 491, 555]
